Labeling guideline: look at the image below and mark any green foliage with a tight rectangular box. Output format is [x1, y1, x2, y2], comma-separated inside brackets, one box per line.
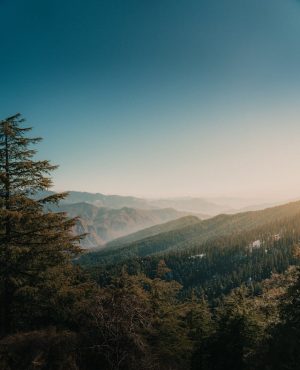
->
[215, 289, 265, 370]
[0, 114, 84, 335]
[261, 266, 300, 370]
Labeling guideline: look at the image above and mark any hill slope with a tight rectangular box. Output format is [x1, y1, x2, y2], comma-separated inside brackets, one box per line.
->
[79, 200, 300, 264]
[103, 215, 200, 250]
[53, 202, 193, 248]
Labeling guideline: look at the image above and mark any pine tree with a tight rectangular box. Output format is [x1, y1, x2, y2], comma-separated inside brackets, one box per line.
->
[188, 293, 214, 370]
[0, 114, 82, 336]
[263, 259, 300, 369]
[204, 287, 265, 370]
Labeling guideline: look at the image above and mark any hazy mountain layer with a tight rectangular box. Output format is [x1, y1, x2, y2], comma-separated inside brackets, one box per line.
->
[62, 192, 231, 215]
[103, 215, 200, 251]
[53, 202, 193, 248]
[37, 190, 277, 216]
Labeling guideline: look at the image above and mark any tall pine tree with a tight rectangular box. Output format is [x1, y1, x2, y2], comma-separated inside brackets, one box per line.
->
[0, 114, 82, 336]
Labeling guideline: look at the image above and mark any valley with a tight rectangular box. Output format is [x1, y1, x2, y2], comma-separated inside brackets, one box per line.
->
[42, 190, 290, 249]
[79, 200, 300, 300]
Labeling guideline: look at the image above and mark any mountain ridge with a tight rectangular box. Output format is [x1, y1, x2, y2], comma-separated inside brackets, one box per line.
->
[38, 190, 287, 216]
[102, 215, 200, 251]
[51, 202, 196, 248]
[79, 199, 300, 264]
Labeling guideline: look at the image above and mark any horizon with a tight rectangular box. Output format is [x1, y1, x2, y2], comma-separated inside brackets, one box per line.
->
[52, 187, 298, 207]
[2, 0, 300, 199]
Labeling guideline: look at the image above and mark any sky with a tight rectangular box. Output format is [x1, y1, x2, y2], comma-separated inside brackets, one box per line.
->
[1, 0, 300, 199]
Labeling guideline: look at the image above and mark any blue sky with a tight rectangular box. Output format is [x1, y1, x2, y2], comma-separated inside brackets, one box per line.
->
[1, 0, 300, 198]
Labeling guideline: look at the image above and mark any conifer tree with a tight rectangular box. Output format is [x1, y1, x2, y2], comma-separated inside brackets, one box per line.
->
[263, 251, 300, 370]
[0, 114, 82, 336]
[202, 287, 265, 370]
[188, 293, 214, 370]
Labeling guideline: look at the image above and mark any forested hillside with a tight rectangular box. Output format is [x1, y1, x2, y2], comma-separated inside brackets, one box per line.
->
[104, 215, 200, 250]
[80, 200, 300, 264]
[79, 203, 300, 302]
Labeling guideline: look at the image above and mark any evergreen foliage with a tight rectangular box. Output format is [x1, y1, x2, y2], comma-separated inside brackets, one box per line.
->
[0, 114, 83, 335]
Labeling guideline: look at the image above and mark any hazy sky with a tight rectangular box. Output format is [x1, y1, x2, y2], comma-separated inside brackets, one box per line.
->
[1, 0, 300, 198]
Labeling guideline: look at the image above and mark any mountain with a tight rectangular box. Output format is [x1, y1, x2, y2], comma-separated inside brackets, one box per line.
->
[79, 200, 300, 265]
[37, 190, 295, 216]
[61, 191, 154, 210]
[206, 197, 275, 210]
[53, 202, 194, 248]
[61, 192, 232, 215]
[79, 200, 300, 302]
[148, 197, 234, 215]
[36, 190, 153, 209]
[103, 215, 200, 251]
[37, 190, 253, 215]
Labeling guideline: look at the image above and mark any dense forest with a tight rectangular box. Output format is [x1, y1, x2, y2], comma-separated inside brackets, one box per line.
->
[1, 114, 300, 370]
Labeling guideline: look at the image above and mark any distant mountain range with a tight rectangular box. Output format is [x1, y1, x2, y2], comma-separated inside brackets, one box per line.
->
[40, 190, 283, 215]
[38, 190, 293, 249]
[57, 191, 231, 214]
[79, 200, 300, 265]
[51, 202, 195, 248]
